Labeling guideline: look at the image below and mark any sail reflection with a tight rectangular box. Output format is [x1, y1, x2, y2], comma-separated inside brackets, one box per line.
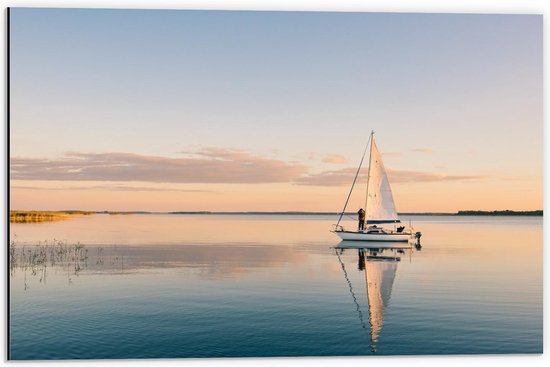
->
[336, 241, 416, 352]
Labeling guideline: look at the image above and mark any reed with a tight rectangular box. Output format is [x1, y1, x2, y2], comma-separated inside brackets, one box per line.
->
[9, 238, 91, 288]
[10, 210, 95, 223]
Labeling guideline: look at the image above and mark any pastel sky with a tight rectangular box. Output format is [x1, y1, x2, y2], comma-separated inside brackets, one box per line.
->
[9, 8, 542, 212]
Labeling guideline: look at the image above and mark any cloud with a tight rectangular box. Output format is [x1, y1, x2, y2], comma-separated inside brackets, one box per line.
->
[10, 148, 484, 188]
[382, 152, 402, 157]
[294, 168, 358, 186]
[387, 169, 485, 183]
[321, 154, 348, 164]
[11, 149, 307, 184]
[294, 167, 485, 186]
[11, 184, 212, 192]
[183, 147, 251, 161]
[411, 148, 433, 154]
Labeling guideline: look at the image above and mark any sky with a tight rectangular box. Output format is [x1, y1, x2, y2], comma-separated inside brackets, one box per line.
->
[9, 8, 543, 212]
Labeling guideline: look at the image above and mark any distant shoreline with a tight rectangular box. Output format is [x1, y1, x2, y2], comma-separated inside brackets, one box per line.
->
[10, 209, 543, 223]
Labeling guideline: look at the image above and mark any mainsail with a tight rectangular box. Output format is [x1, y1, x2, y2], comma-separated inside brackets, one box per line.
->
[365, 137, 400, 224]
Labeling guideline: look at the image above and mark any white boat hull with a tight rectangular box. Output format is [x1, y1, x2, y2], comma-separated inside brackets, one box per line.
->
[336, 240, 412, 249]
[333, 230, 411, 242]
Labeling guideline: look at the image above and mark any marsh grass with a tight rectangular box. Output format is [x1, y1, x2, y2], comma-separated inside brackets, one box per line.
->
[9, 238, 126, 290]
[10, 239, 89, 289]
[10, 210, 95, 223]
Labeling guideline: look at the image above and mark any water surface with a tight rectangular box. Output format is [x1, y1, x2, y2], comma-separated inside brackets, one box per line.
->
[9, 214, 543, 359]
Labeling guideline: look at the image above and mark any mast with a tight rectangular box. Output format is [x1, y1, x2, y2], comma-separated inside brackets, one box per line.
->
[364, 130, 375, 215]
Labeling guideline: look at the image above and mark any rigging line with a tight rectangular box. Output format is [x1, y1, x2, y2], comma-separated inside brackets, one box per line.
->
[335, 133, 372, 227]
[335, 249, 367, 331]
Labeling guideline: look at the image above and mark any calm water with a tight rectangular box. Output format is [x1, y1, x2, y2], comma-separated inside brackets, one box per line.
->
[8, 214, 543, 359]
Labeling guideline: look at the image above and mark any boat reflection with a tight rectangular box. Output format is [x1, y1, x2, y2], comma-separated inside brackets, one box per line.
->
[335, 241, 417, 352]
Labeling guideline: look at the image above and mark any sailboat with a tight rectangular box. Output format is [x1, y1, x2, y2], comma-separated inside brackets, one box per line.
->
[332, 131, 421, 242]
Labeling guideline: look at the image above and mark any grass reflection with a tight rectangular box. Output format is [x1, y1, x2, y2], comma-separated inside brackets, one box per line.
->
[10, 239, 91, 289]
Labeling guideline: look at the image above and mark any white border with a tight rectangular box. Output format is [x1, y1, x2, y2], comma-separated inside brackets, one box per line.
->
[0, 0, 546, 13]
[1, 1, 547, 367]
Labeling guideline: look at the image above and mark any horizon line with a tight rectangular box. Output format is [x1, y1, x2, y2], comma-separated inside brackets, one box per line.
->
[9, 209, 544, 215]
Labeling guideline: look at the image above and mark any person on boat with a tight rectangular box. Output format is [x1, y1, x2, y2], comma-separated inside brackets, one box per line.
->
[357, 208, 366, 231]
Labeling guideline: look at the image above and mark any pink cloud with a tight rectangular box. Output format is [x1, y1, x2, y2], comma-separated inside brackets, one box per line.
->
[11, 184, 212, 192]
[411, 148, 433, 154]
[382, 152, 402, 157]
[294, 168, 357, 186]
[321, 154, 348, 164]
[294, 167, 485, 186]
[11, 148, 483, 187]
[11, 149, 307, 184]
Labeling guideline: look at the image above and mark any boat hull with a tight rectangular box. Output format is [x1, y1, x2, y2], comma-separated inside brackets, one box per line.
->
[333, 230, 411, 242]
[336, 240, 412, 249]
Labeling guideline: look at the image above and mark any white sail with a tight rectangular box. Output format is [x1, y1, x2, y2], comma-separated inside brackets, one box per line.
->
[365, 259, 398, 351]
[365, 138, 400, 223]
